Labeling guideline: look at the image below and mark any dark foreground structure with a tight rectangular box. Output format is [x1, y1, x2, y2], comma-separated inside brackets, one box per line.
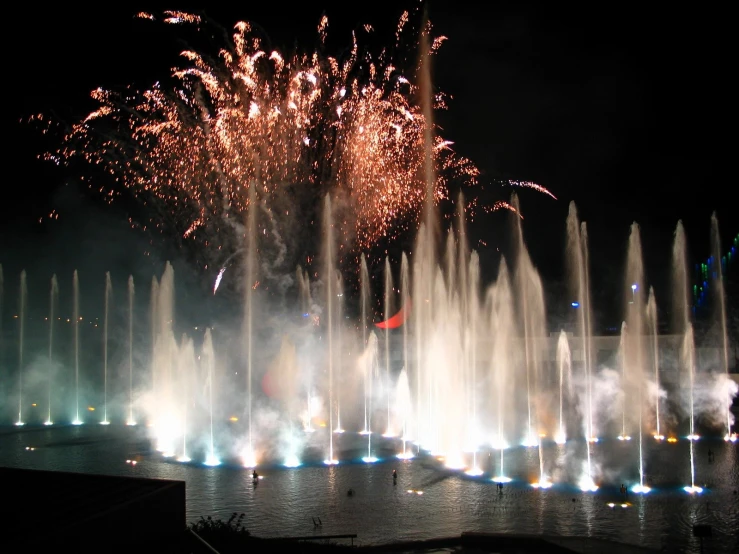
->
[2, 467, 186, 552]
[0, 467, 659, 553]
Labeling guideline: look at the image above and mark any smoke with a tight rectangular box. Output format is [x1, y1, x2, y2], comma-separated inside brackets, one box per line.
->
[692, 372, 738, 430]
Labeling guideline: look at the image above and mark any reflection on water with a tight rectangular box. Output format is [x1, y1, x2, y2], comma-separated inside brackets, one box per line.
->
[1, 425, 737, 552]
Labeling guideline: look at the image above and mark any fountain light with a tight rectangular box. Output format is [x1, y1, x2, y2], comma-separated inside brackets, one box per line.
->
[686, 434, 700, 441]
[491, 476, 512, 483]
[653, 434, 665, 441]
[25, 446, 36, 451]
[522, 433, 539, 447]
[382, 430, 397, 438]
[683, 485, 703, 494]
[725, 433, 738, 442]
[242, 446, 257, 468]
[587, 436, 599, 443]
[396, 451, 414, 460]
[406, 489, 424, 495]
[617, 435, 632, 441]
[361, 456, 379, 463]
[71, 419, 83, 425]
[323, 458, 339, 465]
[283, 454, 301, 468]
[554, 430, 566, 445]
[531, 480, 552, 489]
[44, 420, 53, 426]
[334, 427, 345, 434]
[204, 454, 221, 467]
[100, 420, 110, 426]
[491, 437, 509, 450]
[126, 420, 137, 426]
[631, 484, 651, 494]
[162, 451, 175, 458]
[177, 455, 192, 463]
[667, 437, 678, 443]
[303, 426, 315, 433]
[578, 475, 598, 492]
[359, 429, 372, 435]
[15, 421, 25, 427]
[465, 467, 484, 477]
[444, 454, 467, 470]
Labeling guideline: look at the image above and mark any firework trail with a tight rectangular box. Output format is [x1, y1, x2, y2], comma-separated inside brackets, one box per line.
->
[33, 8, 551, 282]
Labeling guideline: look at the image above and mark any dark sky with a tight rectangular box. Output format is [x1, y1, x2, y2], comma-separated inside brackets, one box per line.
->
[2, 2, 735, 325]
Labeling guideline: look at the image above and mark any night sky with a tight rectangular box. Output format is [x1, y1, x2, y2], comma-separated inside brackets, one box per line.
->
[2, 2, 735, 328]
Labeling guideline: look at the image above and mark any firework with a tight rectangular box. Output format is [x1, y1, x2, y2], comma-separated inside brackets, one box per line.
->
[507, 180, 557, 200]
[34, 8, 550, 277]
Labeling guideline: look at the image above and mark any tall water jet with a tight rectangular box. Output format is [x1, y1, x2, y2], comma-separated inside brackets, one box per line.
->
[566, 202, 595, 487]
[555, 331, 571, 444]
[360, 254, 370, 435]
[399, 252, 413, 459]
[488, 258, 514, 483]
[151, 263, 176, 455]
[335, 272, 345, 433]
[72, 270, 82, 425]
[297, 266, 314, 431]
[646, 288, 663, 440]
[465, 252, 483, 475]
[362, 332, 379, 462]
[383, 256, 394, 436]
[16, 270, 27, 426]
[150, 275, 159, 391]
[101, 272, 112, 425]
[711, 213, 736, 442]
[242, 180, 257, 468]
[177, 334, 194, 462]
[673, 221, 701, 493]
[624, 223, 650, 492]
[396, 369, 412, 458]
[511, 194, 548, 487]
[47, 275, 58, 425]
[323, 195, 338, 464]
[618, 322, 628, 439]
[202, 328, 220, 465]
[127, 276, 135, 425]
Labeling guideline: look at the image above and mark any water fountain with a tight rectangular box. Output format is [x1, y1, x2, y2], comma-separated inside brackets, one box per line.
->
[202, 328, 220, 466]
[101, 272, 112, 425]
[16, 270, 26, 426]
[488, 258, 514, 484]
[673, 221, 702, 494]
[646, 288, 663, 441]
[126, 275, 136, 426]
[711, 213, 737, 443]
[46, 274, 58, 425]
[398, 252, 413, 460]
[2, 10, 738, 509]
[72, 270, 82, 425]
[383, 256, 394, 437]
[323, 194, 338, 465]
[242, 180, 257, 468]
[555, 331, 571, 445]
[566, 202, 596, 468]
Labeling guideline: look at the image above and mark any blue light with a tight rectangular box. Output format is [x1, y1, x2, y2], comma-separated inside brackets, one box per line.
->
[302, 313, 309, 317]
[571, 302, 580, 308]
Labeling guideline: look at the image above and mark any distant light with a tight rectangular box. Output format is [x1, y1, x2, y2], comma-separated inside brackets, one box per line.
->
[631, 284, 637, 291]
[571, 302, 580, 308]
[303, 313, 309, 317]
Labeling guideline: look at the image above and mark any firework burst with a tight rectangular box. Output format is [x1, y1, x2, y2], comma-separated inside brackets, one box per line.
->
[32, 8, 550, 282]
